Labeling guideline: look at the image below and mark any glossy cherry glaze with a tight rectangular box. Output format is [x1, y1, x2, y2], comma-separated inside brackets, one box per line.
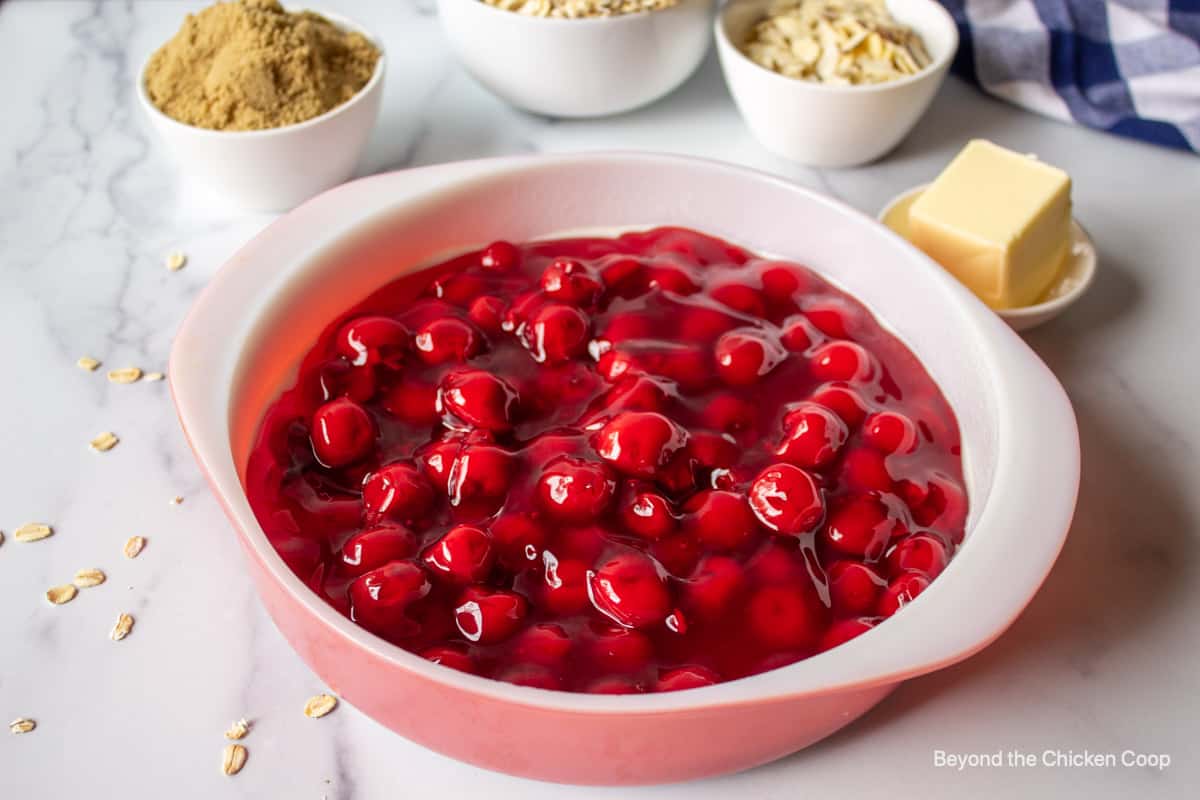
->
[246, 227, 967, 693]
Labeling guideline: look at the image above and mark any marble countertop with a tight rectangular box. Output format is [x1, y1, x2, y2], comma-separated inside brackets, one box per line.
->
[2, 0, 1198, 797]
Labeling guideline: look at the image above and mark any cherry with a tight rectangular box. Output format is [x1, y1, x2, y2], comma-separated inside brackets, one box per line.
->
[540, 553, 591, 615]
[311, 398, 376, 467]
[340, 524, 418, 577]
[678, 306, 741, 342]
[700, 393, 758, 439]
[585, 624, 653, 672]
[682, 490, 757, 550]
[819, 617, 878, 651]
[810, 341, 874, 382]
[710, 283, 766, 318]
[362, 462, 435, 522]
[584, 375, 670, 422]
[592, 411, 689, 479]
[780, 315, 820, 352]
[438, 370, 519, 432]
[810, 383, 869, 428]
[468, 295, 506, 334]
[827, 560, 887, 615]
[597, 343, 713, 392]
[336, 315, 408, 368]
[446, 442, 513, 508]
[656, 666, 720, 691]
[415, 438, 459, 495]
[315, 358, 377, 403]
[644, 263, 700, 295]
[421, 645, 476, 674]
[775, 403, 848, 469]
[876, 572, 930, 616]
[349, 560, 431, 631]
[588, 552, 671, 629]
[619, 488, 677, 540]
[501, 290, 544, 334]
[863, 411, 918, 454]
[748, 463, 824, 535]
[650, 532, 703, 577]
[380, 380, 440, 425]
[512, 623, 573, 667]
[886, 533, 950, 579]
[598, 255, 644, 291]
[541, 258, 603, 306]
[592, 312, 655, 356]
[428, 273, 487, 306]
[414, 317, 484, 365]
[821, 494, 895, 560]
[714, 328, 787, 386]
[683, 555, 746, 618]
[454, 586, 528, 644]
[910, 474, 968, 535]
[480, 240, 519, 271]
[423, 525, 494, 583]
[521, 302, 590, 363]
[537, 456, 616, 522]
[757, 263, 810, 306]
[489, 513, 546, 569]
[746, 539, 807, 585]
[746, 583, 827, 650]
[802, 301, 853, 339]
[840, 447, 894, 493]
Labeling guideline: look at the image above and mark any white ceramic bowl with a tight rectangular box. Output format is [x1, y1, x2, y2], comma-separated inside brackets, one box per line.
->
[136, 10, 385, 212]
[170, 153, 1079, 784]
[437, 0, 714, 117]
[716, 0, 958, 167]
[880, 183, 1098, 332]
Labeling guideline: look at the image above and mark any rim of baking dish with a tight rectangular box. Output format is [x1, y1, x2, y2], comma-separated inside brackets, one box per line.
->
[170, 152, 1079, 715]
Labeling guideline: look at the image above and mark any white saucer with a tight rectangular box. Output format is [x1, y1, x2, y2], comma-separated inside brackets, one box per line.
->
[879, 184, 1097, 332]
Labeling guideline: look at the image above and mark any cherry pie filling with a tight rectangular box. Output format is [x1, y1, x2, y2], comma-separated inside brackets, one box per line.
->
[246, 227, 967, 693]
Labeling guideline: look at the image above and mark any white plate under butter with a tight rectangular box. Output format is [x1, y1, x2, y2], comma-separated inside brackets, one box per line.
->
[880, 184, 1097, 332]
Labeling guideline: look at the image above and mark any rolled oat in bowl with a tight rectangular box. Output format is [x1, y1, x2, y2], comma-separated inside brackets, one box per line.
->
[482, 0, 679, 18]
[742, 0, 931, 85]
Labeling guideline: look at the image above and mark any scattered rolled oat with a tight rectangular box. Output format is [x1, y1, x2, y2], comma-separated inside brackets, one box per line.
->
[77, 356, 101, 371]
[166, 251, 187, 271]
[73, 568, 107, 588]
[225, 718, 250, 740]
[9, 718, 36, 735]
[0, 530, 4, 548]
[124, 536, 147, 559]
[46, 584, 78, 605]
[169, 496, 184, 506]
[482, 0, 678, 18]
[90, 431, 120, 452]
[13, 523, 53, 543]
[110, 612, 135, 641]
[304, 694, 338, 719]
[221, 743, 248, 776]
[107, 367, 143, 384]
[144, 371, 166, 382]
[742, 0, 930, 85]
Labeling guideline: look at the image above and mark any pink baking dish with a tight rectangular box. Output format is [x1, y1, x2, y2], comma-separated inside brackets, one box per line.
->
[170, 153, 1079, 785]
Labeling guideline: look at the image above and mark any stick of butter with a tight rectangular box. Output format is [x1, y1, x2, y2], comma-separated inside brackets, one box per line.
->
[908, 140, 1072, 310]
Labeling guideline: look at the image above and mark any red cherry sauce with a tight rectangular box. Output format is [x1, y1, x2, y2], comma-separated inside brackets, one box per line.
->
[245, 227, 967, 693]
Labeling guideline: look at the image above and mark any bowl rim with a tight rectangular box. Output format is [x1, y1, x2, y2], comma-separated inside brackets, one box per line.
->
[169, 151, 1079, 716]
[715, 0, 959, 95]
[440, 0, 713, 27]
[135, 6, 387, 138]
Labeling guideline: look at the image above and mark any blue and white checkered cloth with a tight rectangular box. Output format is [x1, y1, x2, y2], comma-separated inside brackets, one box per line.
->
[938, 1, 1200, 153]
